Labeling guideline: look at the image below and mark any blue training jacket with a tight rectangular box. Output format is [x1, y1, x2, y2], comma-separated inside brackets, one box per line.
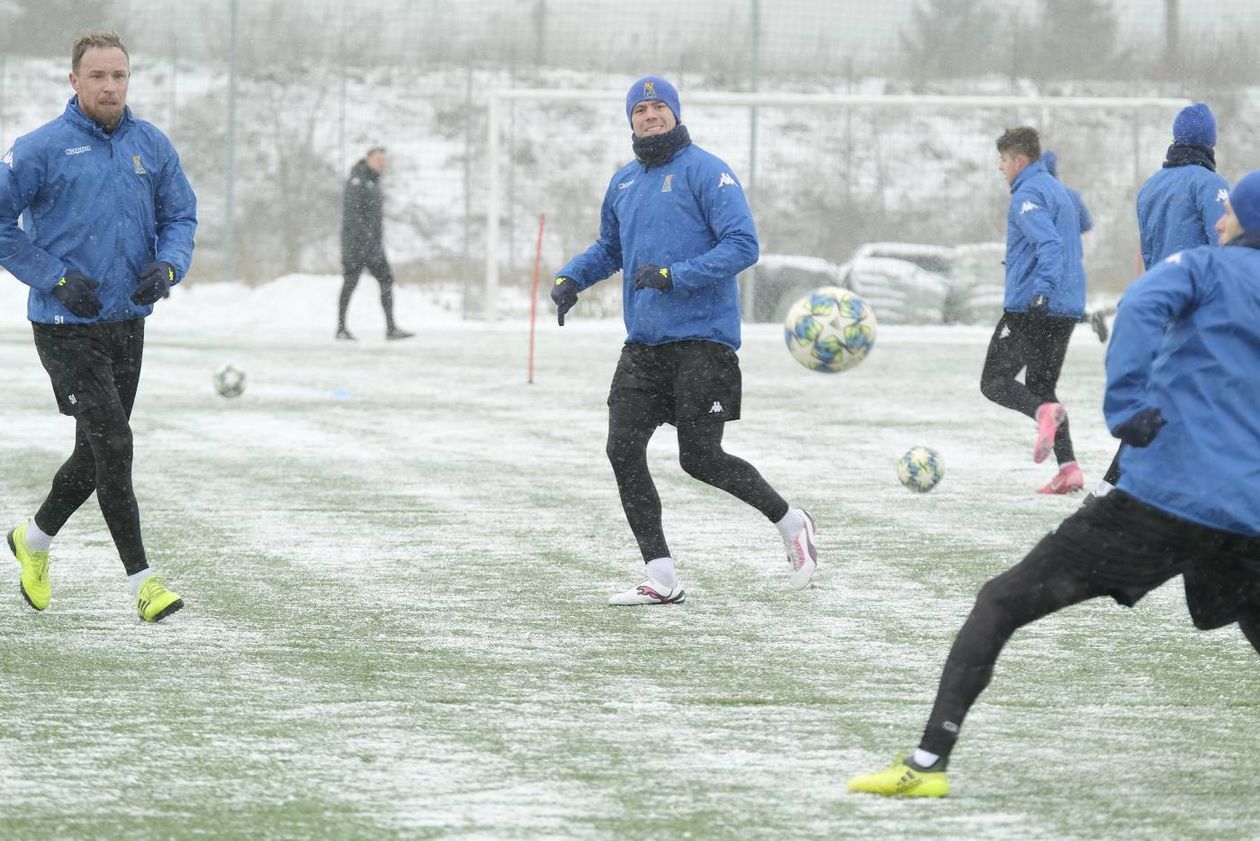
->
[1136, 165, 1228, 270]
[1003, 160, 1085, 318]
[1066, 186, 1093, 234]
[0, 97, 197, 324]
[1106, 244, 1260, 536]
[557, 143, 758, 350]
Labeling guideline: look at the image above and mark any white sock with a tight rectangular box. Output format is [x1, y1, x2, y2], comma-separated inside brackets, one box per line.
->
[1094, 479, 1115, 498]
[24, 519, 53, 552]
[128, 568, 156, 599]
[774, 508, 802, 538]
[645, 557, 678, 588]
[912, 748, 940, 768]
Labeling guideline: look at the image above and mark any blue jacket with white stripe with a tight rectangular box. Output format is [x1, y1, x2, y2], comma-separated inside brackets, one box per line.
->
[1106, 241, 1260, 536]
[557, 142, 758, 350]
[1136, 164, 1228, 270]
[1003, 160, 1086, 318]
[0, 97, 197, 324]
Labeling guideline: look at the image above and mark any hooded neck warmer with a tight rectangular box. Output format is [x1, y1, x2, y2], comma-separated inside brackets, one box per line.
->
[1163, 143, 1216, 172]
[1227, 228, 1260, 251]
[632, 124, 691, 169]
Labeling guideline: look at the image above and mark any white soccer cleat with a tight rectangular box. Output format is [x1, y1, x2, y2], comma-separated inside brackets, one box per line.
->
[607, 578, 685, 606]
[783, 509, 818, 590]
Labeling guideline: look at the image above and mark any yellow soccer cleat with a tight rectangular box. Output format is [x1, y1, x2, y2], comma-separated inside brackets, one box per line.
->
[136, 576, 184, 622]
[7, 523, 51, 611]
[847, 756, 949, 798]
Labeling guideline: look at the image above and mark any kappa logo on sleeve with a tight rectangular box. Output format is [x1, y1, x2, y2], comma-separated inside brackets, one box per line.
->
[1164, 252, 1183, 264]
[717, 172, 736, 188]
[1217, 188, 1229, 203]
[1, 148, 12, 168]
[1019, 200, 1040, 214]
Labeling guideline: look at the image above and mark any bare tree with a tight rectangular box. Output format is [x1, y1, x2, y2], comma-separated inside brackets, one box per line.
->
[899, 0, 999, 85]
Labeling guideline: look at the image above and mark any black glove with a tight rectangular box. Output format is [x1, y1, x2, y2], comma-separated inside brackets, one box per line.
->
[1028, 294, 1050, 318]
[632, 264, 672, 292]
[551, 276, 578, 326]
[133, 261, 174, 305]
[1114, 407, 1166, 447]
[51, 271, 102, 318]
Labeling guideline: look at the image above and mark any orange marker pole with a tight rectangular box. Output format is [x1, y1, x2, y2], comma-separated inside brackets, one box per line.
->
[527, 213, 546, 384]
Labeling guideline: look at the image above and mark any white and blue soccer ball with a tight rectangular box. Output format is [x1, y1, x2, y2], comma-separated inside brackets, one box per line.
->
[897, 446, 944, 492]
[783, 286, 877, 373]
[213, 363, 247, 399]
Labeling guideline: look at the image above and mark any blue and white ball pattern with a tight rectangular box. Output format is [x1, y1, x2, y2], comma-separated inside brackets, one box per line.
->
[213, 363, 247, 399]
[897, 446, 944, 492]
[783, 286, 877, 373]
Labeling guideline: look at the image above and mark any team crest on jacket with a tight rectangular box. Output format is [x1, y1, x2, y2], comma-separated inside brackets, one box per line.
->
[132, 155, 147, 175]
[661, 174, 673, 193]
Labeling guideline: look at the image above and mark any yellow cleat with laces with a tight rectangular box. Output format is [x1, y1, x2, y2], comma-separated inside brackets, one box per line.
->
[7, 523, 51, 611]
[847, 756, 949, 798]
[136, 576, 184, 622]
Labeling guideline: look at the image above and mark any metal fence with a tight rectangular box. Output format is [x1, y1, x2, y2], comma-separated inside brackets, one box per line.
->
[1, 0, 1256, 309]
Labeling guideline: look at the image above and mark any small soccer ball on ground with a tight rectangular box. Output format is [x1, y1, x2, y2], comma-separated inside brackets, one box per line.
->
[783, 286, 877, 373]
[213, 363, 246, 398]
[897, 446, 944, 492]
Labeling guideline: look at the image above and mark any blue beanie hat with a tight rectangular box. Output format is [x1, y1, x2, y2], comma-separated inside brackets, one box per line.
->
[625, 76, 680, 127]
[1173, 102, 1216, 146]
[1042, 149, 1058, 177]
[1230, 170, 1260, 232]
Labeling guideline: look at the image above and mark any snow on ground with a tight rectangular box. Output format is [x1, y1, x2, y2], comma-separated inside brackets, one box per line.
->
[0, 276, 1257, 839]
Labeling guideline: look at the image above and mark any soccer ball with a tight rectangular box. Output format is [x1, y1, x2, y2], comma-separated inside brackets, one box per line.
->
[783, 286, 877, 373]
[897, 446, 944, 493]
[213, 363, 246, 398]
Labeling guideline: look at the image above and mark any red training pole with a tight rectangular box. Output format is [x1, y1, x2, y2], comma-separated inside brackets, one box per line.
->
[527, 213, 546, 384]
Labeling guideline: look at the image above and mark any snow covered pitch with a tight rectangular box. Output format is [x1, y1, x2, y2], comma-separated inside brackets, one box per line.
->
[0, 275, 1256, 838]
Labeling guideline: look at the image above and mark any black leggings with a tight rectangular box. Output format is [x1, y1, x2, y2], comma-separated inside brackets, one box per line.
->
[917, 528, 1260, 763]
[917, 540, 1108, 761]
[35, 401, 148, 575]
[606, 412, 789, 561]
[979, 312, 1077, 465]
[339, 257, 396, 330]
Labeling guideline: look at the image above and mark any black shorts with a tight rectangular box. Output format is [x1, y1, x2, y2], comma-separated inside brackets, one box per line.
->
[608, 340, 741, 427]
[32, 319, 145, 417]
[1049, 490, 1260, 610]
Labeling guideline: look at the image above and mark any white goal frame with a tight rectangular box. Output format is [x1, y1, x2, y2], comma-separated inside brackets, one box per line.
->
[484, 89, 1191, 320]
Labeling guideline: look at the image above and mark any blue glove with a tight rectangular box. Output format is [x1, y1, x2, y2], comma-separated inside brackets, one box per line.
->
[1114, 407, 1165, 447]
[632, 264, 672, 292]
[551, 276, 578, 326]
[1027, 294, 1050, 318]
[51, 271, 102, 318]
[133, 261, 174, 305]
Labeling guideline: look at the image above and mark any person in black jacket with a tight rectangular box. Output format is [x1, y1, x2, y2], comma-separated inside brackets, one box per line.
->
[337, 147, 412, 340]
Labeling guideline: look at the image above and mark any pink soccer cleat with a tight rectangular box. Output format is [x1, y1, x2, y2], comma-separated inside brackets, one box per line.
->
[1033, 402, 1066, 464]
[1037, 462, 1085, 495]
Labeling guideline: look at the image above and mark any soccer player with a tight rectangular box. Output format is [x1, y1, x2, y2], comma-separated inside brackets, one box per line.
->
[337, 146, 413, 341]
[550, 76, 817, 605]
[1093, 102, 1229, 499]
[0, 30, 196, 622]
[846, 169, 1260, 799]
[1043, 149, 1108, 344]
[980, 127, 1087, 495]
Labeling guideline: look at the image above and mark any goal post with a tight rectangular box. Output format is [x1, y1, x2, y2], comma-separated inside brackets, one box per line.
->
[484, 89, 1191, 320]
